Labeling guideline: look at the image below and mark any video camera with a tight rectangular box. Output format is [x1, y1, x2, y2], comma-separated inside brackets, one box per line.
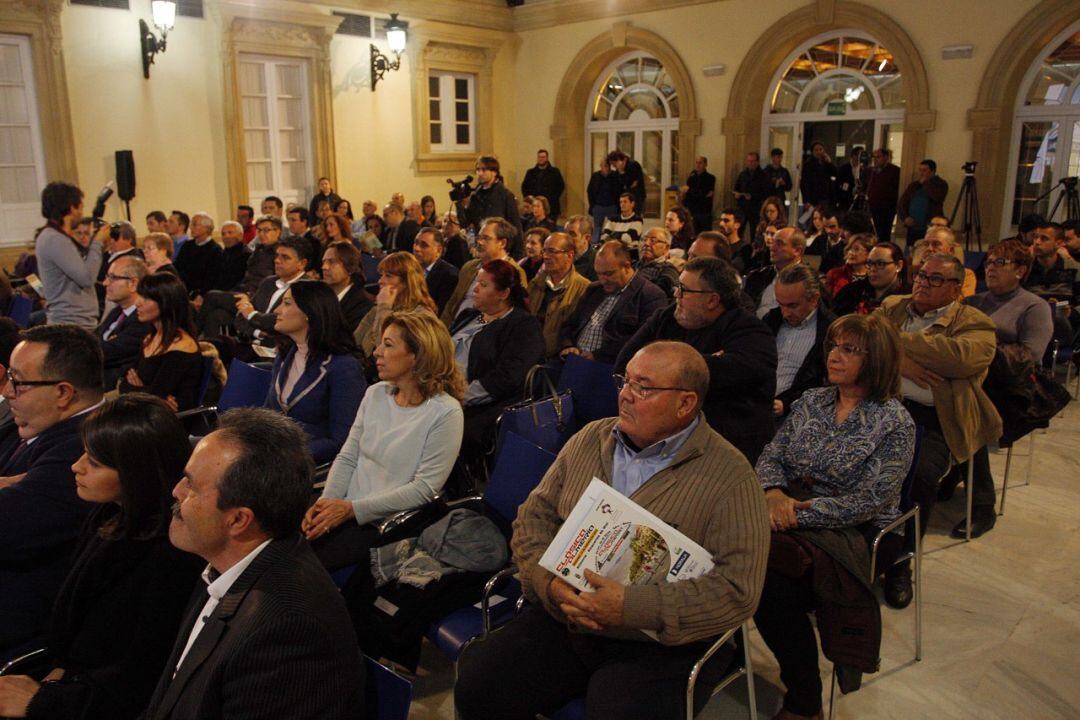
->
[962, 161, 978, 176]
[447, 175, 475, 203]
[90, 181, 115, 227]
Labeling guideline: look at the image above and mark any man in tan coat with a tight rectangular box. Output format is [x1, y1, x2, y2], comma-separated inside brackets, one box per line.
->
[874, 253, 1001, 607]
[455, 341, 769, 720]
[526, 232, 589, 359]
[439, 217, 527, 327]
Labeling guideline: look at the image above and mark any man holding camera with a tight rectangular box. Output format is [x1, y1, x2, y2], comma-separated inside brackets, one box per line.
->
[456, 156, 523, 255]
[36, 182, 107, 330]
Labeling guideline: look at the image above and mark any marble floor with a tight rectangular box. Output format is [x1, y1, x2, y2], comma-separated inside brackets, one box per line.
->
[403, 397, 1080, 720]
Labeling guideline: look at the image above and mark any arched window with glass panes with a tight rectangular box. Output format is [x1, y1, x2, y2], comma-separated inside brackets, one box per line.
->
[1004, 25, 1080, 235]
[586, 52, 679, 219]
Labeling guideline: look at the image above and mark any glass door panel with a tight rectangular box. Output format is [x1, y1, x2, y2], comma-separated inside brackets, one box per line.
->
[642, 130, 663, 218]
[1011, 120, 1058, 225]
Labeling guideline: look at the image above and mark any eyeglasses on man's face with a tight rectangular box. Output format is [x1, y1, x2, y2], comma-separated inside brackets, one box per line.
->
[104, 273, 134, 283]
[612, 374, 691, 401]
[913, 271, 961, 288]
[674, 283, 715, 296]
[865, 260, 895, 269]
[2, 373, 64, 396]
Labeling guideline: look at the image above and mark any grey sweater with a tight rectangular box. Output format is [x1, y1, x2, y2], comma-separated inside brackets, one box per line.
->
[36, 226, 103, 329]
[965, 287, 1053, 360]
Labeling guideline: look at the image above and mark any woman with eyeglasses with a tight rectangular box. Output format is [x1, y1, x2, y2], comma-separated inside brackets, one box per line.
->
[934, 239, 1054, 538]
[0, 395, 201, 720]
[752, 314, 915, 720]
[832, 241, 909, 316]
[824, 233, 875, 298]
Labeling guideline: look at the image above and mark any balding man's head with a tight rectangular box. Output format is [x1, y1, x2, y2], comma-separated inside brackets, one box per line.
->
[617, 341, 706, 447]
[595, 240, 635, 293]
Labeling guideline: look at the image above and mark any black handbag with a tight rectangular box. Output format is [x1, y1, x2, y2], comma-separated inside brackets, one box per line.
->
[496, 365, 576, 454]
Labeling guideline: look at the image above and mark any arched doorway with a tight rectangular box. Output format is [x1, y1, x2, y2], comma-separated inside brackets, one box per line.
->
[550, 23, 700, 218]
[723, 1, 933, 218]
[586, 52, 680, 219]
[1003, 24, 1080, 233]
[763, 31, 906, 212]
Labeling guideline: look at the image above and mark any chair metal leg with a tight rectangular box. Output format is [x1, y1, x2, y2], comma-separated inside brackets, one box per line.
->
[743, 625, 757, 720]
[827, 666, 838, 720]
[914, 508, 922, 662]
[998, 445, 1013, 516]
[964, 459, 974, 542]
[1024, 432, 1035, 487]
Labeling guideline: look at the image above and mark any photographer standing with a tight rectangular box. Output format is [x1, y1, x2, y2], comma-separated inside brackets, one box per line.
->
[456, 155, 523, 256]
[36, 181, 106, 329]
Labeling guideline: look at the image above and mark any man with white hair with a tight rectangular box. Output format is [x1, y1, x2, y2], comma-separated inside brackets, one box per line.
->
[175, 211, 223, 298]
[213, 220, 251, 292]
[635, 227, 681, 297]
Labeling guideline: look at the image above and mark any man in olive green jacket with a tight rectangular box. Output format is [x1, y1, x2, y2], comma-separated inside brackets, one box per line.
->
[526, 232, 590, 358]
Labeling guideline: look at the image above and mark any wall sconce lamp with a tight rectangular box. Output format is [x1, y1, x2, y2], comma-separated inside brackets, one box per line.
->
[140, 0, 176, 79]
[370, 13, 407, 91]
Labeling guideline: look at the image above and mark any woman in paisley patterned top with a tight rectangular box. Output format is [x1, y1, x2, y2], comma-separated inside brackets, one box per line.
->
[752, 313, 916, 720]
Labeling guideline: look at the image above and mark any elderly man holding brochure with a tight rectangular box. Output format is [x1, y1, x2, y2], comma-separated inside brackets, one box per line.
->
[455, 340, 769, 720]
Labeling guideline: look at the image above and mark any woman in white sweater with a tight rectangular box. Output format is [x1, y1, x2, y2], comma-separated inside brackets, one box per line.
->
[302, 308, 465, 570]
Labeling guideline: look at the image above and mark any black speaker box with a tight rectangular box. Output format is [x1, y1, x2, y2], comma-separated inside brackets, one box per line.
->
[115, 150, 136, 201]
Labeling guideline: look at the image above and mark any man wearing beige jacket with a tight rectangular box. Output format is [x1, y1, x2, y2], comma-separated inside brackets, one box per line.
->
[874, 253, 1001, 608]
[455, 341, 769, 720]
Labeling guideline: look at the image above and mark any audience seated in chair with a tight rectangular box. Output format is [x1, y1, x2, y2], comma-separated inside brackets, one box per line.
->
[118, 273, 204, 412]
[318, 241, 373, 333]
[745, 226, 807, 319]
[353, 252, 439, 372]
[764, 264, 836, 419]
[0, 395, 202, 720]
[519, 227, 546, 282]
[754, 314, 916, 720]
[0, 319, 22, 460]
[141, 233, 178, 277]
[142, 407, 364, 719]
[96, 256, 153, 390]
[412, 227, 460, 314]
[440, 217, 527, 326]
[565, 214, 598, 281]
[832, 241, 909, 316]
[455, 341, 769, 720]
[558, 240, 668, 365]
[173, 212, 222, 301]
[527, 232, 590, 359]
[0, 325, 104, 654]
[305, 309, 464, 573]
[635, 227, 682, 298]
[873, 253, 1000, 607]
[615, 257, 777, 465]
[449, 259, 546, 471]
[211, 221, 249, 293]
[265, 281, 366, 465]
[824, 233, 874, 298]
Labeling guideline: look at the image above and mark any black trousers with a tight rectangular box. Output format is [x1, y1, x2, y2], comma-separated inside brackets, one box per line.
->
[870, 208, 896, 243]
[942, 445, 996, 510]
[754, 533, 903, 716]
[455, 605, 733, 720]
[197, 290, 241, 336]
[309, 521, 381, 572]
[902, 402, 954, 536]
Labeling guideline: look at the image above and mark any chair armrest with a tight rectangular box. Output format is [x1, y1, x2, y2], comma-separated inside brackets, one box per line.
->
[376, 495, 448, 541]
[175, 405, 218, 420]
[0, 647, 49, 677]
[311, 462, 332, 491]
[482, 564, 519, 635]
[444, 495, 485, 514]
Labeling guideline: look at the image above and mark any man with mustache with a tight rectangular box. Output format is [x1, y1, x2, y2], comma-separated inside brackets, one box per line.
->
[456, 341, 768, 720]
[143, 408, 363, 719]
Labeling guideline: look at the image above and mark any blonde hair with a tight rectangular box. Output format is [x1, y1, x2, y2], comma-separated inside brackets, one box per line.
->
[381, 309, 466, 401]
[144, 232, 173, 257]
[378, 252, 438, 314]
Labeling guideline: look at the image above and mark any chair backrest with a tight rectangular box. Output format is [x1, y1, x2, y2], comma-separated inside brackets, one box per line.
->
[196, 356, 216, 406]
[900, 425, 923, 514]
[484, 431, 557, 537]
[364, 656, 412, 720]
[557, 354, 619, 425]
[7, 295, 32, 329]
[962, 250, 985, 271]
[218, 358, 273, 412]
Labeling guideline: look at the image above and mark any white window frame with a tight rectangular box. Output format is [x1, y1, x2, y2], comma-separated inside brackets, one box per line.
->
[238, 53, 314, 209]
[0, 33, 48, 248]
[428, 70, 476, 154]
[1001, 21, 1080, 237]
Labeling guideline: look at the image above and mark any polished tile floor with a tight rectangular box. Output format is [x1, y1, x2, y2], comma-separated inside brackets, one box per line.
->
[404, 400, 1080, 720]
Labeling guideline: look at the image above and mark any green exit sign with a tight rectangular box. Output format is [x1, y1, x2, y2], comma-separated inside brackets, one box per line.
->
[827, 100, 847, 116]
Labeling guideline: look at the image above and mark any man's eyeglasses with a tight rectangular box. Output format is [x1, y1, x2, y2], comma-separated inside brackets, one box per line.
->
[985, 258, 1016, 268]
[674, 283, 715, 296]
[913, 271, 960, 288]
[2, 375, 64, 395]
[612, 374, 692, 400]
[824, 341, 868, 357]
[541, 248, 570, 256]
[865, 260, 895, 269]
[104, 273, 134, 282]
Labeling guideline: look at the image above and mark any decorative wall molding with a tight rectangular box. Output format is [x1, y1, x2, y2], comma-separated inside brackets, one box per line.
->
[512, 0, 717, 33]
[0, 0, 79, 182]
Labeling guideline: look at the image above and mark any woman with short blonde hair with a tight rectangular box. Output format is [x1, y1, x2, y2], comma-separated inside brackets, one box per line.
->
[142, 232, 177, 275]
[353, 251, 438, 358]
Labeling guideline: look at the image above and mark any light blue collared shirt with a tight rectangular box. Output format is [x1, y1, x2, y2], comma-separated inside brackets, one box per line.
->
[611, 415, 701, 498]
[775, 309, 819, 395]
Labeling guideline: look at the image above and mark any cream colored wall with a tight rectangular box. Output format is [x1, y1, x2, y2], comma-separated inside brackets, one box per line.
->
[61, 5, 227, 227]
[509, 0, 1043, 216]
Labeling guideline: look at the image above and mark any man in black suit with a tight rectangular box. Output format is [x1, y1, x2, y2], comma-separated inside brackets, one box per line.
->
[143, 408, 364, 719]
[0, 325, 102, 653]
[96, 255, 153, 389]
[762, 264, 835, 420]
[412, 227, 459, 313]
[97, 220, 143, 283]
[174, 212, 223, 300]
[559, 241, 668, 364]
[382, 202, 420, 255]
[615, 257, 777, 464]
[321, 241, 372, 333]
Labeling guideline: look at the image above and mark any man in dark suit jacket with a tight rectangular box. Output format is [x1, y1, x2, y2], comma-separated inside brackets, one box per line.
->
[413, 227, 460, 314]
[615, 257, 777, 464]
[320, 240, 372, 333]
[231, 238, 310, 341]
[0, 325, 102, 653]
[174, 213, 223, 299]
[559, 240, 668, 364]
[96, 255, 153, 389]
[143, 408, 363, 720]
[762, 264, 836, 420]
[382, 203, 420, 255]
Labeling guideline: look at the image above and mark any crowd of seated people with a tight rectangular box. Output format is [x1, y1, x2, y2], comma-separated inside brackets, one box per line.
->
[3, 154, 1077, 720]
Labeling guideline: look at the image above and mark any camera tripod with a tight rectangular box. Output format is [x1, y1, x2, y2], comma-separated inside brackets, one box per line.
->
[1034, 176, 1080, 224]
[949, 163, 982, 251]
